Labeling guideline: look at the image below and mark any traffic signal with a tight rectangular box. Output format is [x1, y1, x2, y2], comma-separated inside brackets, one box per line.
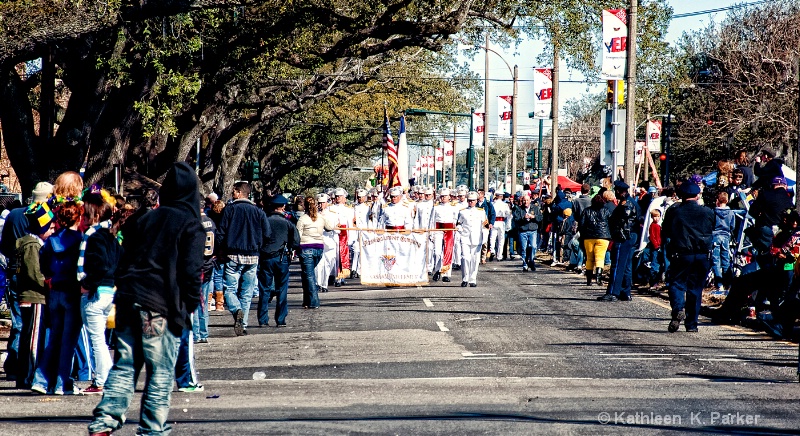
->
[251, 160, 260, 181]
[243, 159, 261, 182]
[526, 150, 535, 170]
[658, 153, 667, 162]
[606, 80, 624, 105]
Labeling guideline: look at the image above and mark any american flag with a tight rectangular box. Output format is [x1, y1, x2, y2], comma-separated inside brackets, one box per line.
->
[384, 109, 400, 187]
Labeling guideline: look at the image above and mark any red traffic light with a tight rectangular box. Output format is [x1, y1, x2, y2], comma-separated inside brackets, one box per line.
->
[658, 153, 667, 161]
[706, 119, 714, 126]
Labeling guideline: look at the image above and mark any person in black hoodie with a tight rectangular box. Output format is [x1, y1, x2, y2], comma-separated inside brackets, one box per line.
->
[89, 162, 204, 436]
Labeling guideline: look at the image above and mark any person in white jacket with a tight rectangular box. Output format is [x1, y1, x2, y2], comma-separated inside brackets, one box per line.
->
[490, 191, 511, 261]
[314, 194, 339, 293]
[457, 192, 488, 287]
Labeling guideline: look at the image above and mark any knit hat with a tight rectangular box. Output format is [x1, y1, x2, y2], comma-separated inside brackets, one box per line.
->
[25, 200, 55, 235]
[32, 182, 54, 203]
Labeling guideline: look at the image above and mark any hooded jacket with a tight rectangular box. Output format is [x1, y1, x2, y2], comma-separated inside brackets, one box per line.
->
[115, 162, 205, 336]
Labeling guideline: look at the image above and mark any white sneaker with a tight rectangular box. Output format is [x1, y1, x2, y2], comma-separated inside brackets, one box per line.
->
[496, 256, 504, 261]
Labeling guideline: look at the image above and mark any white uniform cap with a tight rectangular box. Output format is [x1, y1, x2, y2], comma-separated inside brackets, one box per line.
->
[412, 185, 421, 193]
[389, 186, 403, 196]
[457, 188, 468, 196]
[424, 187, 434, 195]
[316, 193, 329, 203]
[467, 191, 478, 201]
[368, 188, 378, 196]
[438, 188, 451, 196]
[356, 189, 367, 197]
[334, 188, 347, 197]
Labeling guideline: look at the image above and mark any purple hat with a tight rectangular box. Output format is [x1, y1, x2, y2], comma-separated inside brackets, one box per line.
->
[772, 176, 787, 186]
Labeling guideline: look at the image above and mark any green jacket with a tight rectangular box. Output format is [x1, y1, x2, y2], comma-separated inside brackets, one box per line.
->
[16, 234, 47, 305]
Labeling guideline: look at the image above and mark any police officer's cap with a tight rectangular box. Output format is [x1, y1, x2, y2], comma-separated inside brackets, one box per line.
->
[269, 195, 290, 205]
[677, 181, 701, 198]
[613, 180, 629, 190]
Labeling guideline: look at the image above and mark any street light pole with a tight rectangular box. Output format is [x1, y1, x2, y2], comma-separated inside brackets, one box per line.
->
[483, 33, 490, 193]
[624, 0, 638, 189]
[511, 65, 518, 193]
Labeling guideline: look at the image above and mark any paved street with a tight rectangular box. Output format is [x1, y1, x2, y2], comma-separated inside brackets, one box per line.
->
[2, 261, 800, 435]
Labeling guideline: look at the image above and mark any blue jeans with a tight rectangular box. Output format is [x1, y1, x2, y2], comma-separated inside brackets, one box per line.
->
[258, 255, 290, 325]
[32, 289, 82, 393]
[89, 303, 180, 435]
[518, 231, 538, 268]
[299, 248, 322, 308]
[711, 233, 731, 284]
[668, 254, 711, 330]
[607, 234, 638, 298]
[175, 322, 199, 388]
[193, 281, 210, 340]
[2, 274, 22, 380]
[223, 261, 258, 330]
[81, 291, 114, 387]
[213, 261, 224, 292]
[507, 231, 517, 256]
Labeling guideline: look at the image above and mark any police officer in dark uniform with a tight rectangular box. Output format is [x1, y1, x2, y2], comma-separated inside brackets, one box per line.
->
[257, 195, 300, 327]
[662, 181, 714, 332]
[599, 180, 641, 302]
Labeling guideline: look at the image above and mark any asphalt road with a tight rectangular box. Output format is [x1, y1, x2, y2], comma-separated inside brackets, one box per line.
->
[1, 260, 799, 435]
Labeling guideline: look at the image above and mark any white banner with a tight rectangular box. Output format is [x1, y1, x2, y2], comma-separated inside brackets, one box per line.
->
[359, 230, 429, 286]
[505, 175, 512, 189]
[635, 141, 644, 165]
[533, 68, 553, 119]
[602, 9, 628, 80]
[412, 159, 420, 180]
[472, 107, 484, 146]
[443, 139, 454, 166]
[497, 96, 512, 137]
[435, 147, 443, 171]
[646, 120, 663, 152]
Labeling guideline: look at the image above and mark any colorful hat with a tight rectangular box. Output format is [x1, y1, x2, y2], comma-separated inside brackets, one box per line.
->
[25, 200, 55, 234]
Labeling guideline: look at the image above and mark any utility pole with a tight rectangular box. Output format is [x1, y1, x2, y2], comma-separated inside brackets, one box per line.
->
[482, 32, 490, 193]
[624, 0, 638, 190]
[453, 123, 458, 188]
[550, 44, 560, 195]
[795, 59, 800, 205]
[511, 65, 519, 193]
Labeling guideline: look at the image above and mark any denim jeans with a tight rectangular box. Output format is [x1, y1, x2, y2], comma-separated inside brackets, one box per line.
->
[258, 255, 290, 325]
[32, 290, 82, 393]
[175, 320, 199, 389]
[193, 281, 210, 341]
[300, 248, 322, 308]
[518, 231, 537, 268]
[2, 274, 22, 379]
[81, 291, 114, 386]
[607, 234, 638, 298]
[711, 233, 731, 283]
[668, 253, 711, 330]
[213, 261, 224, 291]
[89, 303, 180, 435]
[223, 261, 258, 330]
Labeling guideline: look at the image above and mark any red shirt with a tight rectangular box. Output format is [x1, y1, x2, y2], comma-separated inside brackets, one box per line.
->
[649, 222, 662, 249]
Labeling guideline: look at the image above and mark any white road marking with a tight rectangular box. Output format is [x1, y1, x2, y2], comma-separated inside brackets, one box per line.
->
[456, 317, 482, 322]
[436, 321, 449, 332]
[462, 352, 497, 357]
[422, 298, 434, 307]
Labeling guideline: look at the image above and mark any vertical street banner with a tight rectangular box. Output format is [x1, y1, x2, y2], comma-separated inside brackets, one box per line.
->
[472, 106, 484, 146]
[443, 139, 454, 166]
[533, 68, 553, 119]
[498, 96, 512, 137]
[435, 147, 444, 171]
[646, 120, 663, 152]
[412, 159, 421, 180]
[426, 155, 434, 179]
[397, 115, 410, 188]
[359, 230, 429, 286]
[602, 8, 628, 80]
[505, 174, 512, 190]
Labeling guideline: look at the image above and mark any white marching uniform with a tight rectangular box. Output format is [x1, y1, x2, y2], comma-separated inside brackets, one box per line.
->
[457, 206, 488, 285]
[490, 199, 511, 260]
[352, 201, 371, 274]
[432, 201, 459, 278]
[378, 202, 414, 229]
[314, 209, 339, 290]
[453, 200, 468, 265]
[414, 199, 435, 272]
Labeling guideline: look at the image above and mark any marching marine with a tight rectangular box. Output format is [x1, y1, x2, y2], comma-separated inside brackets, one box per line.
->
[457, 191, 489, 287]
[431, 188, 459, 283]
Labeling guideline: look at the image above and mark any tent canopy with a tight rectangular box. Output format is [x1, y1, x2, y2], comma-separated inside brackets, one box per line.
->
[557, 175, 582, 191]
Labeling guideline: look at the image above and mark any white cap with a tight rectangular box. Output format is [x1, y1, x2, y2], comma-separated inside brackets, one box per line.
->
[438, 188, 451, 196]
[316, 193, 329, 203]
[334, 188, 347, 197]
[467, 191, 478, 201]
[368, 188, 378, 196]
[206, 192, 219, 202]
[457, 188, 468, 196]
[424, 187, 434, 195]
[356, 189, 367, 197]
[389, 186, 403, 196]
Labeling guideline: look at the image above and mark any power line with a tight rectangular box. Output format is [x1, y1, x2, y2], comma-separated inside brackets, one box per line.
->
[672, 1, 768, 19]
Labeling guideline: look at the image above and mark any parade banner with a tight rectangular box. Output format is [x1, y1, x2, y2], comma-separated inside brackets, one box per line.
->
[533, 68, 553, 119]
[646, 119, 663, 152]
[602, 8, 628, 80]
[498, 96, 512, 137]
[397, 115, 410, 188]
[435, 147, 443, 171]
[443, 140, 454, 166]
[472, 106, 484, 146]
[359, 230, 429, 286]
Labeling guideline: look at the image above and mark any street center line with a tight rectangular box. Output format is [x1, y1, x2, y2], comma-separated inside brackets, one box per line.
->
[423, 298, 434, 307]
[436, 321, 449, 332]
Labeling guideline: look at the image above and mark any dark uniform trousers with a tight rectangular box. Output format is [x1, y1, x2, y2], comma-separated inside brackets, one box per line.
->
[667, 253, 711, 330]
